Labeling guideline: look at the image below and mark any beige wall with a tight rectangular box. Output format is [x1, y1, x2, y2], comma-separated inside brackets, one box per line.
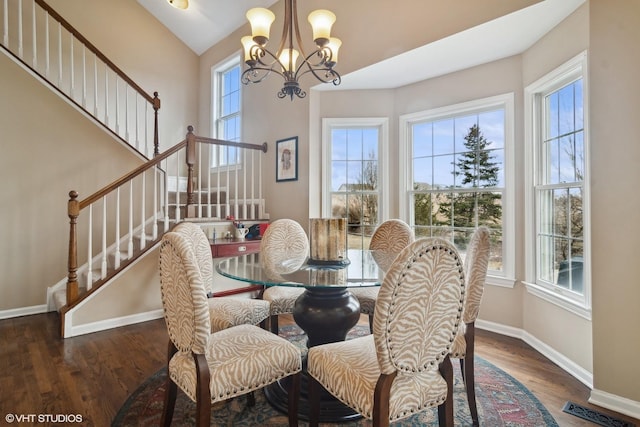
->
[589, 0, 640, 403]
[0, 0, 198, 321]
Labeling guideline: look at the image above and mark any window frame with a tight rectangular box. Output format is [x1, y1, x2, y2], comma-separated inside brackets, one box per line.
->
[524, 51, 591, 319]
[321, 117, 390, 236]
[211, 54, 242, 170]
[399, 93, 516, 287]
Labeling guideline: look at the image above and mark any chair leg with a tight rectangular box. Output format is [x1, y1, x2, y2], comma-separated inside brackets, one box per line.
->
[368, 313, 374, 333]
[308, 376, 320, 427]
[464, 324, 479, 426]
[437, 355, 454, 427]
[194, 353, 212, 427]
[269, 314, 279, 334]
[160, 340, 178, 427]
[159, 377, 177, 427]
[288, 372, 301, 427]
[247, 391, 255, 407]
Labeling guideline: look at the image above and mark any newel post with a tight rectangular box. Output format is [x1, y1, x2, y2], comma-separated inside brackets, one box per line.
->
[185, 125, 197, 218]
[66, 191, 80, 306]
[153, 91, 161, 156]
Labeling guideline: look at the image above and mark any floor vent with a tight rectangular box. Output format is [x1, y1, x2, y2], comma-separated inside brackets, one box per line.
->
[562, 402, 635, 427]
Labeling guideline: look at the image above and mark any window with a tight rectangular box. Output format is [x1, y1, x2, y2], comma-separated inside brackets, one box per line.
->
[400, 94, 515, 283]
[322, 118, 389, 250]
[525, 52, 590, 316]
[211, 57, 241, 168]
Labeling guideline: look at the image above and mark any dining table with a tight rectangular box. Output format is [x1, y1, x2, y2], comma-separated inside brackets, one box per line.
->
[216, 248, 391, 422]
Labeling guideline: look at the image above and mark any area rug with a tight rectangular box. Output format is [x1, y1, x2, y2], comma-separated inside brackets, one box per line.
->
[113, 325, 558, 426]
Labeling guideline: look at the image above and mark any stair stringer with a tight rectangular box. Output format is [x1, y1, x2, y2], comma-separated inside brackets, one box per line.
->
[60, 241, 164, 338]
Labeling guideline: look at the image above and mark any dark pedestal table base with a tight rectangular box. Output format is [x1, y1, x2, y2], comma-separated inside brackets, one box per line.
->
[264, 287, 362, 422]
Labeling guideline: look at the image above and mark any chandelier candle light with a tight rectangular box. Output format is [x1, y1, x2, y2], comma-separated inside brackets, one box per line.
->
[241, 0, 342, 100]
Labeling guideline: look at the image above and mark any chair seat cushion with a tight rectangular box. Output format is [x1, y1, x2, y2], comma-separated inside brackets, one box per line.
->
[262, 286, 305, 315]
[349, 287, 379, 315]
[208, 297, 270, 333]
[307, 335, 447, 422]
[168, 324, 302, 403]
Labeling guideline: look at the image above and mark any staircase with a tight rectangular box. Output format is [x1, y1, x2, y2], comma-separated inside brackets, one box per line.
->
[1, 0, 269, 337]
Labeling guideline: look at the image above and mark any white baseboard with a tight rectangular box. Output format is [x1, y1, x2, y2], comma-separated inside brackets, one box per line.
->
[589, 388, 640, 420]
[64, 309, 164, 338]
[476, 319, 640, 422]
[0, 304, 48, 320]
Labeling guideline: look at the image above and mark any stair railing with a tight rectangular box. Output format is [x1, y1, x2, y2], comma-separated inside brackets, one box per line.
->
[64, 127, 268, 322]
[0, 0, 160, 157]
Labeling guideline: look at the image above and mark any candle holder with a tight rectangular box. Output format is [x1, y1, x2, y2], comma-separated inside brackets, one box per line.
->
[308, 218, 349, 266]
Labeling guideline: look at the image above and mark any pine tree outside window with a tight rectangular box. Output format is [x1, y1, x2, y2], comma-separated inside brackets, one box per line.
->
[400, 94, 515, 281]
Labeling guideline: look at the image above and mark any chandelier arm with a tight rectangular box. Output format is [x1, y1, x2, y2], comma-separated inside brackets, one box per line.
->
[241, 66, 286, 85]
[295, 66, 341, 85]
[251, 45, 285, 69]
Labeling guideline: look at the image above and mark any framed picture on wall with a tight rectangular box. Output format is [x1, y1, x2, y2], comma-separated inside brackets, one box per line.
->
[276, 136, 298, 182]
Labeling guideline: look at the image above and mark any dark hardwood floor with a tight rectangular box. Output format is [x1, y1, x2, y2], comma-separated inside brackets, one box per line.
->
[0, 312, 637, 426]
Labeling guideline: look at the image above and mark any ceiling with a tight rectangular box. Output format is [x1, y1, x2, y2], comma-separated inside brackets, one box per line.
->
[138, 0, 585, 91]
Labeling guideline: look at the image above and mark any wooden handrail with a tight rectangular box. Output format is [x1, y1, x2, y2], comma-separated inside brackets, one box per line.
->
[79, 139, 187, 209]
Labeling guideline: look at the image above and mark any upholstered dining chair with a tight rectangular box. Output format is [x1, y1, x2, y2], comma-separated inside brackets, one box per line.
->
[173, 221, 270, 333]
[307, 238, 466, 427]
[450, 226, 490, 426]
[158, 231, 302, 427]
[350, 219, 415, 332]
[260, 219, 310, 334]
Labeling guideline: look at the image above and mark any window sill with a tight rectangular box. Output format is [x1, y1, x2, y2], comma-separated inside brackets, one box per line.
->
[487, 275, 516, 288]
[523, 281, 592, 320]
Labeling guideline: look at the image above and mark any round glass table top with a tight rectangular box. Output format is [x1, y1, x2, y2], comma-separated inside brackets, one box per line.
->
[215, 249, 391, 288]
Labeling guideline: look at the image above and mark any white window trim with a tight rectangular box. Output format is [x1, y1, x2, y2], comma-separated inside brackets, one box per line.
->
[399, 93, 516, 287]
[210, 52, 242, 171]
[523, 51, 591, 320]
[321, 118, 389, 220]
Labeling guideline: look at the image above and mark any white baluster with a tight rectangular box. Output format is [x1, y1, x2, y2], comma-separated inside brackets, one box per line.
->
[115, 76, 120, 135]
[93, 55, 98, 116]
[174, 152, 181, 222]
[104, 65, 109, 126]
[31, 0, 36, 68]
[242, 148, 247, 219]
[251, 150, 256, 219]
[17, 0, 23, 58]
[140, 173, 146, 249]
[128, 180, 133, 258]
[163, 158, 169, 232]
[57, 22, 61, 87]
[101, 196, 107, 279]
[3, 0, 8, 46]
[82, 46, 86, 108]
[44, 11, 49, 77]
[152, 168, 158, 239]
[114, 187, 121, 269]
[124, 83, 129, 142]
[87, 204, 93, 290]
[69, 33, 74, 99]
[216, 145, 221, 218]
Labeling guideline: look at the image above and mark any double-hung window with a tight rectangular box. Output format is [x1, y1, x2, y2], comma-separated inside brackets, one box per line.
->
[525, 52, 590, 316]
[322, 118, 389, 250]
[211, 57, 241, 168]
[399, 94, 515, 283]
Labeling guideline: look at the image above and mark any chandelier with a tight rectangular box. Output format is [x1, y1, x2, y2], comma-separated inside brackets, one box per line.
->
[240, 0, 342, 100]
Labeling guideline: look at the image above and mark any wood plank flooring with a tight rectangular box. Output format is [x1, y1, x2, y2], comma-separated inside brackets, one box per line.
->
[0, 312, 637, 426]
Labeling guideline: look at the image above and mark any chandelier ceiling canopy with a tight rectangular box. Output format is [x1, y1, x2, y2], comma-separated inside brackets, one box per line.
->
[241, 0, 342, 100]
